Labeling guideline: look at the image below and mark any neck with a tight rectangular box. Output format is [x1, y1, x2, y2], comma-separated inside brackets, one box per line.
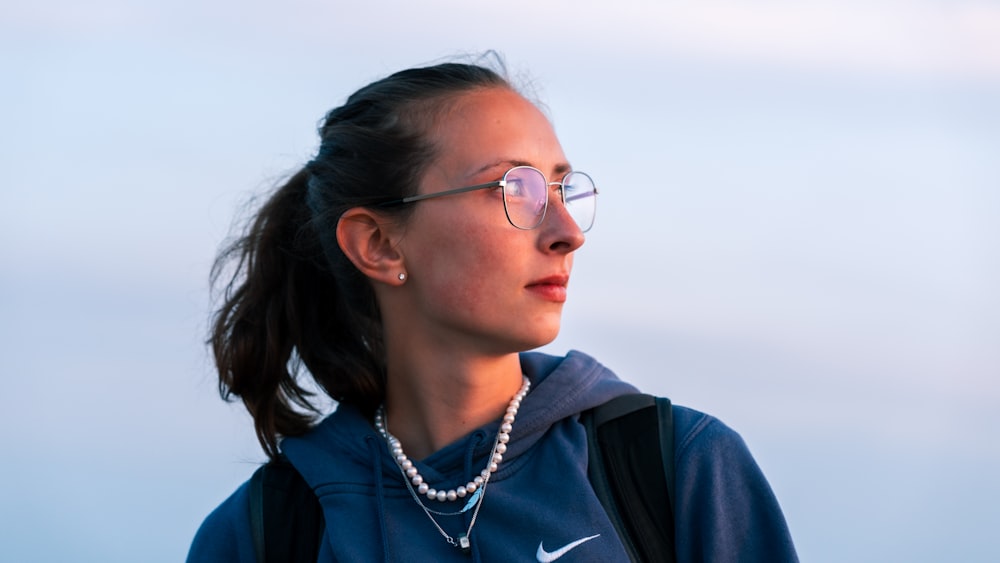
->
[381, 352, 524, 460]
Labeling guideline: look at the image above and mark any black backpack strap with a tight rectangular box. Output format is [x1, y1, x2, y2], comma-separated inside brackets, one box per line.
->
[247, 456, 325, 563]
[584, 393, 675, 563]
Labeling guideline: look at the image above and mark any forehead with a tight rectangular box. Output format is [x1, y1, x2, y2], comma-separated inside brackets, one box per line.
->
[434, 87, 551, 134]
[425, 88, 565, 175]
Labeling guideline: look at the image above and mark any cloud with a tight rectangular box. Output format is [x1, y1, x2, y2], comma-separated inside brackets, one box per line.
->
[7, 0, 1000, 82]
[556, 0, 1000, 81]
[682, 1, 1000, 79]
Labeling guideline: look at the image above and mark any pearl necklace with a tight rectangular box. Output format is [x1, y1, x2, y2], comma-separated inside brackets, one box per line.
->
[374, 376, 530, 503]
[374, 376, 531, 554]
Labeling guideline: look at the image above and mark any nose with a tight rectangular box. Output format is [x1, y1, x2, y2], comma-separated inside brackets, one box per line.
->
[538, 189, 585, 253]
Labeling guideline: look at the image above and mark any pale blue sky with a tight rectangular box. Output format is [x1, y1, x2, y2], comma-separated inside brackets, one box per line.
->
[2, 1, 998, 561]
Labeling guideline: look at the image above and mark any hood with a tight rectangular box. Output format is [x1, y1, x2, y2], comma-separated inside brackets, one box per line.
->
[279, 350, 638, 561]
[282, 350, 636, 485]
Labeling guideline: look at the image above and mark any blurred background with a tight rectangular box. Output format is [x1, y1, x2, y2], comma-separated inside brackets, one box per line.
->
[2, 1, 998, 561]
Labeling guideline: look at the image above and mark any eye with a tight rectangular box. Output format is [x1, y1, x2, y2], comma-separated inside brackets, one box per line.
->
[505, 177, 527, 199]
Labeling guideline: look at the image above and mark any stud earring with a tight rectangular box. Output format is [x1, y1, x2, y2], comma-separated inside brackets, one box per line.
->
[398, 272, 407, 281]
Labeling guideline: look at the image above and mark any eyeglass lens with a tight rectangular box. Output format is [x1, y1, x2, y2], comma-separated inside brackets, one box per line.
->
[502, 167, 597, 232]
[562, 171, 597, 232]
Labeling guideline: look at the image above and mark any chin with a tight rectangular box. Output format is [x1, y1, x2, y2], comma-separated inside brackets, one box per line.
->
[520, 323, 562, 351]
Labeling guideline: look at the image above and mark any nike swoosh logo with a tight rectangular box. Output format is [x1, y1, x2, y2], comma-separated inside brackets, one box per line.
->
[536, 534, 601, 562]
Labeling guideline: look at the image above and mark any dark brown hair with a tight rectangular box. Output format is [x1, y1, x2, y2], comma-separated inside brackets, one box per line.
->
[210, 60, 511, 457]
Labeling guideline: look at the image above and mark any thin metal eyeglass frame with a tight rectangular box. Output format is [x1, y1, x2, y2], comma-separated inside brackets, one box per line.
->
[376, 165, 598, 232]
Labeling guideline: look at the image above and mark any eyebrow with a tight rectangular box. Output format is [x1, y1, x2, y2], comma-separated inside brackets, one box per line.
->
[474, 159, 573, 178]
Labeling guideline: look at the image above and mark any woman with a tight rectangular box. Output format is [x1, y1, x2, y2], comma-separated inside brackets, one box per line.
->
[188, 59, 797, 562]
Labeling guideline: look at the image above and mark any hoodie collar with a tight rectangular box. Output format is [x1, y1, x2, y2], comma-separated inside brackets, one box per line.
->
[282, 350, 637, 487]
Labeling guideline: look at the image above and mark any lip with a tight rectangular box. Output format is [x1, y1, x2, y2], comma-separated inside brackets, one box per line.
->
[525, 274, 569, 303]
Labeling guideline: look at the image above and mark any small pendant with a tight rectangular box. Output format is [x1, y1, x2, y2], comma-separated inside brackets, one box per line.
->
[458, 534, 471, 555]
[461, 487, 483, 513]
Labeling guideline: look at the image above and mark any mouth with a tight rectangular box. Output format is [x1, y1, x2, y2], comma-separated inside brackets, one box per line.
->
[525, 275, 569, 303]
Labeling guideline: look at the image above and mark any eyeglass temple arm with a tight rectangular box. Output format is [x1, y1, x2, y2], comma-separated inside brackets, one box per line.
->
[564, 187, 599, 203]
[377, 181, 504, 207]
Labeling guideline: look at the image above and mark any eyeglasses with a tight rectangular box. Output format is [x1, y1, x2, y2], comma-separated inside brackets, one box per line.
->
[377, 166, 598, 232]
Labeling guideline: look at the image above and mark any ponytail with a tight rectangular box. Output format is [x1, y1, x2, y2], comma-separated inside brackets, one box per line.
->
[209, 169, 384, 458]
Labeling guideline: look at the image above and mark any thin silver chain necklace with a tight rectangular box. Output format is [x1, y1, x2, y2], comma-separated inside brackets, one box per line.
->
[374, 376, 531, 554]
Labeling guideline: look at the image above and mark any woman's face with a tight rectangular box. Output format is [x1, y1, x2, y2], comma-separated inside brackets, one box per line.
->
[394, 87, 586, 355]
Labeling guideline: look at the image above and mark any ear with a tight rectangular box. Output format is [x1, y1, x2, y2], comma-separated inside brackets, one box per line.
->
[336, 207, 406, 286]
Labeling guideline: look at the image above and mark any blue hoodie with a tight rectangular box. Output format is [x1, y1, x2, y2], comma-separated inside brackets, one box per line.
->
[188, 350, 797, 562]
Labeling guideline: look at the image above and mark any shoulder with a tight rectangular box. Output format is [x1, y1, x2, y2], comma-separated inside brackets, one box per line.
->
[672, 405, 750, 459]
[670, 404, 771, 498]
[669, 405, 799, 562]
[186, 479, 257, 563]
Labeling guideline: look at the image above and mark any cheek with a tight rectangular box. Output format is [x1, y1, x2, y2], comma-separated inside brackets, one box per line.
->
[430, 226, 510, 311]
[407, 215, 509, 310]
